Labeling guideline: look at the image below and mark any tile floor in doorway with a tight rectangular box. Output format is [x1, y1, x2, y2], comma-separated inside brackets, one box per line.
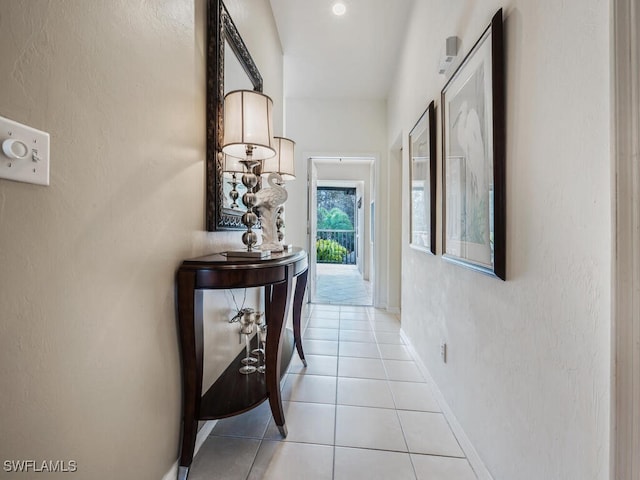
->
[315, 264, 373, 305]
[188, 304, 478, 480]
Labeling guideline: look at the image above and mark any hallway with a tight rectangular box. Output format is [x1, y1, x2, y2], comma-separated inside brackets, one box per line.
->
[188, 304, 477, 480]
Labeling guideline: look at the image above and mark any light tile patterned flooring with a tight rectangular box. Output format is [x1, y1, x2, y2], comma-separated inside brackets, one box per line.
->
[188, 304, 478, 480]
[315, 264, 373, 306]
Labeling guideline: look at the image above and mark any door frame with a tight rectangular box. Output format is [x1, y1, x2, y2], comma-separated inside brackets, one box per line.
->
[307, 155, 375, 304]
[307, 158, 318, 302]
[611, 0, 640, 478]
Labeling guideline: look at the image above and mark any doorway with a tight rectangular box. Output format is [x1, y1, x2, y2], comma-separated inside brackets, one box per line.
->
[307, 157, 374, 306]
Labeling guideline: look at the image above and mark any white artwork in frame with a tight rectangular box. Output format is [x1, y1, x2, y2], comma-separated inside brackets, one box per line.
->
[441, 9, 505, 279]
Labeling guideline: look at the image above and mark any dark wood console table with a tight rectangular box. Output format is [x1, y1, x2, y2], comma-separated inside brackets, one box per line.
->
[175, 248, 308, 480]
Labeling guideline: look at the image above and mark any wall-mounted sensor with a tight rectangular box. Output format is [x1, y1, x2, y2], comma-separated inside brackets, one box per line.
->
[438, 36, 459, 75]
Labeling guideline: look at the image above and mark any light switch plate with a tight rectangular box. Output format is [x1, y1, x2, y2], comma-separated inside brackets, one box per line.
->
[0, 115, 50, 186]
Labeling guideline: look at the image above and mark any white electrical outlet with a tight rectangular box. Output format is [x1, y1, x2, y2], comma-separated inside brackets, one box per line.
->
[0, 116, 50, 186]
[440, 342, 447, 363]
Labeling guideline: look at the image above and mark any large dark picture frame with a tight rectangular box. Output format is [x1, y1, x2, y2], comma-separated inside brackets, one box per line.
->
[409, 101, 437, 255]
[441, 9, 505, 279]
[206, 0, 263, 231]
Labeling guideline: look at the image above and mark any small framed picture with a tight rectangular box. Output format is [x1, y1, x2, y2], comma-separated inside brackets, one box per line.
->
[409, 101, 437, 254]
[441, 9, 506, 279]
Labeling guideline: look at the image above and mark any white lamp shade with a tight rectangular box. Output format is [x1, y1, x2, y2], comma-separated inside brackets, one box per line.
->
[222, 90, 276, 160]
[262, 136, 296, 180]
[223, 154, 244, 173]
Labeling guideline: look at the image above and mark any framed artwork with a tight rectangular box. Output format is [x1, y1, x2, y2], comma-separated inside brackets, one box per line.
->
[409, 101, 437, 254]
[441, 9, 505, 279]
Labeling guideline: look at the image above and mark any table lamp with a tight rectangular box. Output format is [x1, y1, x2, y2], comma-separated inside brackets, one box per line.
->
[222, 90, 276, 257]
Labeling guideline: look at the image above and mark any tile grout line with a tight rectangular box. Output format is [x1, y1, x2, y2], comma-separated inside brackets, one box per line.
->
[368, 308, 421, 480]
[243, 435, 264, 480]
[331, 306, 347, 480]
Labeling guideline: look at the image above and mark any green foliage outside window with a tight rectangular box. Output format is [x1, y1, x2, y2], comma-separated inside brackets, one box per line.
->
[316, 238, 348, 263]
[317, 207, 354, 231]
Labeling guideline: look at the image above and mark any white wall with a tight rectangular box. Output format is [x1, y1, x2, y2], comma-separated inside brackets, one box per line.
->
[284, 98, 390, 306]
[0, 1, 283, 478]
[387, 1, 611, 479]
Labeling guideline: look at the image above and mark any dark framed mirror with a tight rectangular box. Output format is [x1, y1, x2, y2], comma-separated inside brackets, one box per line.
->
[206, 0, 263, 231]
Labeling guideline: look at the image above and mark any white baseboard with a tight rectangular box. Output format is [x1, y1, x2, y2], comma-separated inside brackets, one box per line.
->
[161, 420, 218, 480]
[400, 330, 494, 480]
[386, 306, 401, 315]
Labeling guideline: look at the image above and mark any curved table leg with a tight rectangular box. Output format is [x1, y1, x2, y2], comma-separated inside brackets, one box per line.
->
[176, 272, 204, 479]
[265, 267, 294, 437]
[292, 268, 308, 367]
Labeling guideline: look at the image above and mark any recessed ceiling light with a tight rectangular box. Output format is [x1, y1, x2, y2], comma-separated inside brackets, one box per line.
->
[332, 2, 346, 16]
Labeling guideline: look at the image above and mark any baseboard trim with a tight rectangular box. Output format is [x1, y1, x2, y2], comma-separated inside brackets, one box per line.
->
[400, 329, 494, 480]
[161, 420, 218, 480]
[386, 306, 401, 315]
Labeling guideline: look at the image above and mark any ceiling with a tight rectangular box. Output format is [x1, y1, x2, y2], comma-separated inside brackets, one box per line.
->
[268, 0, 415, 99]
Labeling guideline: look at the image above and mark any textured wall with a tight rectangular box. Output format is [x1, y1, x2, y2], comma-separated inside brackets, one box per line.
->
[387, 1, 611, 479]
[0, 1, 282, 478]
